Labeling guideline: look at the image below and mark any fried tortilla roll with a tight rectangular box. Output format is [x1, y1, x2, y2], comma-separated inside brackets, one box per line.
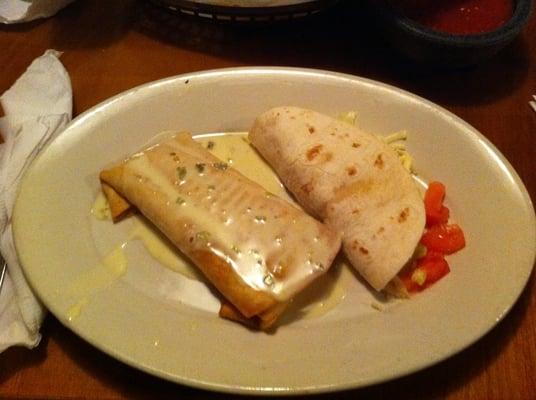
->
[101, 182, 132, 222]
[100, 132, 341, 329]
[249, 107, 425, 291]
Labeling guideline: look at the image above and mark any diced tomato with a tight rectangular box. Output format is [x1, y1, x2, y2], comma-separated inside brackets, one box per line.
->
[400, 251, 451, 293]
[421, 223, 466, 254]
[430, 205, 450, 227]
[424, 181, 445, 212]
[399, 181, 466, 294]
[418, 251, 450, 285]
[401, 273, 419, 293]
[424, 181, 450, 227]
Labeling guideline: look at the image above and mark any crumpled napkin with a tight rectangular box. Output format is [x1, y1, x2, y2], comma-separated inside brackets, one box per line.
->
[0, 0, 74, 24]
[0, 49, 72, 353]
[530, 96, 536, 113]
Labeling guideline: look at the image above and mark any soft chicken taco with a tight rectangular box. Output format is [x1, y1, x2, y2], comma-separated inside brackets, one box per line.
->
[249, 106, 426, 292]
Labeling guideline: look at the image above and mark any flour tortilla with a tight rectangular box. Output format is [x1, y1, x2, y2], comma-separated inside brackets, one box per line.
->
[249, 107, 425, 291]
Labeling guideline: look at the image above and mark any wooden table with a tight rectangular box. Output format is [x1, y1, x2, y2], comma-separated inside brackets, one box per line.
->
[1, 1, 535, 399]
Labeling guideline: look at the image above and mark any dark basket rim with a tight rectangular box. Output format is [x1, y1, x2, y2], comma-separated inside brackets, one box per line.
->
[148, 0, 340, 21]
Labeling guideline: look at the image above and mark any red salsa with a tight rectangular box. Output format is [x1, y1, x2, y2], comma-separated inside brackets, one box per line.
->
[399, 0, 514, 35]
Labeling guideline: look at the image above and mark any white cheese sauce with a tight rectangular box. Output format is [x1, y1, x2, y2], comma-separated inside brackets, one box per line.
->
[128, 217, 201, 281]
[85, 132, 347, 320]
[65, 244, 128, 321]
[126, 133, 335, 301]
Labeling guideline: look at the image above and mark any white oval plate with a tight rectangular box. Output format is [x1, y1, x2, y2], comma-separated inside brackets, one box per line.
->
[13, 68, 535, 395]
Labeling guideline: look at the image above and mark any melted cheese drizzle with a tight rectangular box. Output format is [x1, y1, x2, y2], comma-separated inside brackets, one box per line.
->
[126, 134, 333, 301]
[197, 134, 290, 200]
[128, 217, 200, 281]
[67, 298, 89, 321]
[89, 132, 347, 318]
[91, 192, 112, 220]
[66, 244, 128, 321]
[285, 260, 350, 320]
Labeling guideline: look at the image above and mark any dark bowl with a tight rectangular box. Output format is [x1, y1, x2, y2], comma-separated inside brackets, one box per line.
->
[372, 0, 533, 67]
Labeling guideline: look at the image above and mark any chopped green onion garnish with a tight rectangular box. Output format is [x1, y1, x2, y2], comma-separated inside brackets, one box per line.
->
[177, 167, 187, 180]
[196, 231, 210, 241]
[195, 163, 206, 173]
[213, 162, 228, 171]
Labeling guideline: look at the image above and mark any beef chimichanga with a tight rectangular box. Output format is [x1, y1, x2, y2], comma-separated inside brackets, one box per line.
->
[99, 132, 341, 329]
[249, 107, 426, 292]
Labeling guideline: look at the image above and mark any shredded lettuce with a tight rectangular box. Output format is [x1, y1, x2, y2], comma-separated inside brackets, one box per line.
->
[337, 111, 358, 126]
[338, 111, 415, 173]
[381, 130, 408, 144]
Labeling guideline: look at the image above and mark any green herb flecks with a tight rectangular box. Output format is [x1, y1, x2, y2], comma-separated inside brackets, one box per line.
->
[177, 166, 187, 180]
[254, 215, 266, 223]
[212, 162, 228, 171]
[263, 274, 274, 287]
[196, 231, 211, 242]
[195, 163, 206, 174]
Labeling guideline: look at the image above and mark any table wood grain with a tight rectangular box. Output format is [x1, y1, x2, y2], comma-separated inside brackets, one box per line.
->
[1, 1, 535, 399]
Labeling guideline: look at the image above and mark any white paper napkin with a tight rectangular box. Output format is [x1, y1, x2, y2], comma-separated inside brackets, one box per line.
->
[0, 0, 74, 24]
[530, 96, 536, 113]
[0, 49, 72, 352]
